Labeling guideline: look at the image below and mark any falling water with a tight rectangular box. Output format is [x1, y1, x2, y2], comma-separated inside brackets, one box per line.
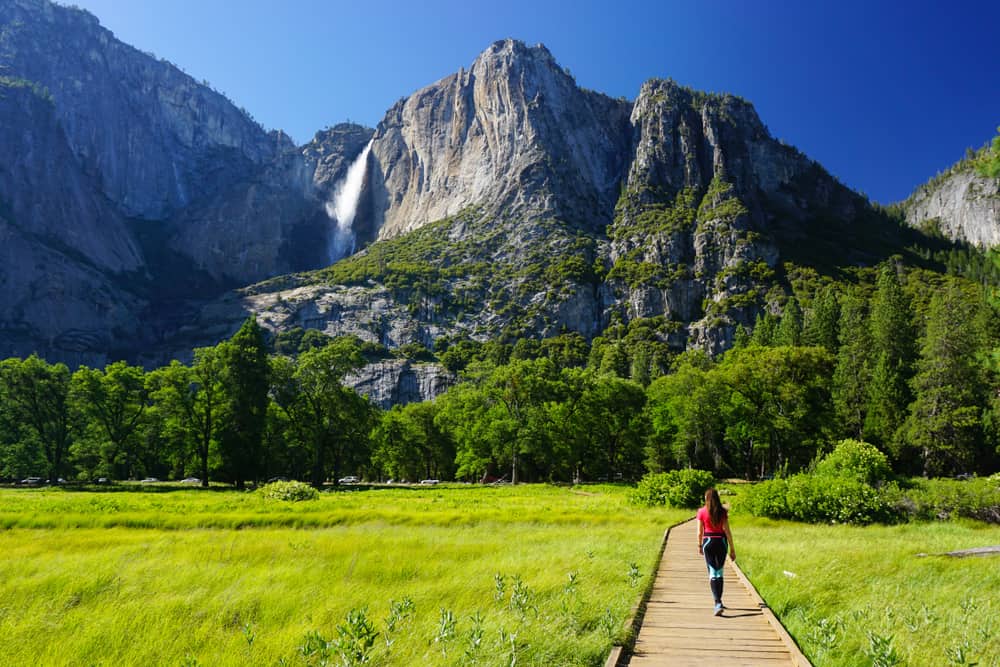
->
[326, 138, 373, 263]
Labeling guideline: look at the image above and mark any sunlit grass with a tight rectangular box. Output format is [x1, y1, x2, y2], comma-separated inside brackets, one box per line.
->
[0, 485, 690, 666]
[735, 515, 1000, 667]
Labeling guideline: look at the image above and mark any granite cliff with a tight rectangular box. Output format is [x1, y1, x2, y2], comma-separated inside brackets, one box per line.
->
[903, 161, 1000, 248]
[0, 0, 374, 362]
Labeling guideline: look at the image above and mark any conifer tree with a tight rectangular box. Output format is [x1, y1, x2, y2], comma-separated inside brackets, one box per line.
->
[803, 286, 840, 353]
[750, 312, 778, 347]
[774, 296, 803, 347]
[219, 316, 270, 489]
[832, 295, 872, 439]
[865, 264, 916, 450]
[902, 283, 986, 475]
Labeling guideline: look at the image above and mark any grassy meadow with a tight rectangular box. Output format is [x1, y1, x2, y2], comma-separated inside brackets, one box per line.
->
[0, 485, 690, 666]
[735, 515, 1000, 667]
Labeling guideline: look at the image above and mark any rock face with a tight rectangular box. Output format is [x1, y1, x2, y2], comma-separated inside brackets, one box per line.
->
[903, 166, 1000, 248]
[0, 0, 378, 363]
[368, 40, 632, 239]
[345, 360, 454, 409]
[0, 80, 144, 364]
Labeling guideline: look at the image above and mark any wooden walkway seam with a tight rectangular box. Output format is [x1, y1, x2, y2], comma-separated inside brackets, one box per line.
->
[605, 518, 812, 667]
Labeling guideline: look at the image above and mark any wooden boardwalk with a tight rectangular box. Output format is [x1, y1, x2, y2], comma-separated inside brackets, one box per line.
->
[625, 519, 810, 666]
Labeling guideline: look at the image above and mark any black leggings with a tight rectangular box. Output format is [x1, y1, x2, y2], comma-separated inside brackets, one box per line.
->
[702, 536, 728, 603]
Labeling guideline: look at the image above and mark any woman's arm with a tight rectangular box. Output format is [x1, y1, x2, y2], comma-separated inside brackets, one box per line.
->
[697, 516, 704, 553]
[723, 516, 736, 561]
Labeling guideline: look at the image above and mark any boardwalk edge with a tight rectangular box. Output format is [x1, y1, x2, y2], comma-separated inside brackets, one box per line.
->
[730, 557, 814, 667]
[603, 517, 693, 667]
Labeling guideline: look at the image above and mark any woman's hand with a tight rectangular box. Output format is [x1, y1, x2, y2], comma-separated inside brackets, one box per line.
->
[729, 549, 736, 561]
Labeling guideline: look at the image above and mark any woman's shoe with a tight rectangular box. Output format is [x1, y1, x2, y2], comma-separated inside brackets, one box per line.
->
[714, 602, 723, 616]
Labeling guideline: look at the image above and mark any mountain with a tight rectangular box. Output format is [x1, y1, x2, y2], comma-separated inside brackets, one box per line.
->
[902, 154, 1000, 248]
[0, 0, 375, 363]
[0, 1, 977, 384]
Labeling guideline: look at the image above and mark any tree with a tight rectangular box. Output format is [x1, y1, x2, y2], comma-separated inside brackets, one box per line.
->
[71, 361, 149, 479]
[0, 355, 74, 481]
[146, 346, 226, 486]
[976, 126, 1000, 179]
[774, 296, 803, 347]
[219, 317, 270, 489]
[803, 286, 840, 353]
[646, 354, 725, 472]
[865, 264, 916, 450]
[750, 312, 777, 347]
[718, 346, 835, 478]
[902, 284, 987, 475]
[271, 337, 366, 487]
[832, 295, 872, 439]
[578, 375, 647, 481]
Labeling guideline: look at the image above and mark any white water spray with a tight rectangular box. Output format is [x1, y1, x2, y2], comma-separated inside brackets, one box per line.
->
[326, 138, 373, 262]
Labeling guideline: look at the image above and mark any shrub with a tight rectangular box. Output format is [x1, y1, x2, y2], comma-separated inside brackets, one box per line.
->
[631, 469, 715, 508]
[258, 480, 319, 502]
[813, 439, 892, 485]
[895, 478, 1000, 524]
[740, 475, 900, 525]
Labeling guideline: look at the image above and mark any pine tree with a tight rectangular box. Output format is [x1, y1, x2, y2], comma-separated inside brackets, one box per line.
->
[902, 283, 986, 475]
[865, 264, 916, 450]
[732, 324, 750, 350]
[832, 296, 872, 440]
[219, 316, 270, 489]
[803, 286, 840, 353]
[774, 297, 803, 347]
[750, 312, 778, 347]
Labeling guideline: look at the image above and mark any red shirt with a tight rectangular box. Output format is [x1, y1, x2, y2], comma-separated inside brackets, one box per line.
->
[697, 506, 727, 535]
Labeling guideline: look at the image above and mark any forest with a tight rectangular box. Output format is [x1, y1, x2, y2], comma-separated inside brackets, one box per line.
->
[1, 260, 998, 487]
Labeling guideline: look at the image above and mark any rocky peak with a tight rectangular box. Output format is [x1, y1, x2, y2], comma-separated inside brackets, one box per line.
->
[368, 38, 632, 240]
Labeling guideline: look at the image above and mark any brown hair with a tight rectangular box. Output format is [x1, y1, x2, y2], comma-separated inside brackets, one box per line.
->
[705, 487, 725, 526]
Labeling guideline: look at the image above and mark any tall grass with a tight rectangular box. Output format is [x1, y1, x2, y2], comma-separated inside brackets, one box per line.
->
[735, 516, 1000, 667]
[0, 485, 689, 666]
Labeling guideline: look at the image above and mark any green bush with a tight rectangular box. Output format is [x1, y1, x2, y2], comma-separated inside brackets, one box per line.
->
[258, 480, 319, 502]
[895, 478, 1000, 524]
[813, 439, 892, 485]
[740, 474, 900, 525]
[631, 469, 715, 508]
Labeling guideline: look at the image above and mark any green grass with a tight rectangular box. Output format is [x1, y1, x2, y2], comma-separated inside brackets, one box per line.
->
[734, 514, 1000, 667]
[0, 485, 690, 666]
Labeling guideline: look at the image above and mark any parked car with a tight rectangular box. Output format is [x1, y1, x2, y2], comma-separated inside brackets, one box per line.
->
[20, 477, 43, 486]
[419, 479, 439, 485]
[181, 477, 201, 485]
[95, 477, 111, 484]
[267, 476, 289, 483]
[140, 477, 160, 483]
[338, 476, 359, 484]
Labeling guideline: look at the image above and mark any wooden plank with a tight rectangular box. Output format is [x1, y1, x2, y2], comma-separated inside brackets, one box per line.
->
[618, 518, 813, 666]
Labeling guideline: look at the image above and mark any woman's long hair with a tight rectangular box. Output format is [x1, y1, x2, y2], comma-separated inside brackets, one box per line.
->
[705, 488, 725, 526]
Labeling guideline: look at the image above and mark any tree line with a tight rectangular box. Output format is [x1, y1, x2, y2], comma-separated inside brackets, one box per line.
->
[1, 264, 998, 486]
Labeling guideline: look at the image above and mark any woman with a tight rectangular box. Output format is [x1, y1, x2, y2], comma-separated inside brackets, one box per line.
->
[697, 487, 736, 616]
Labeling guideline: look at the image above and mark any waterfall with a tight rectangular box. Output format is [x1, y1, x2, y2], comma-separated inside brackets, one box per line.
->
[326, 138, 373, 263]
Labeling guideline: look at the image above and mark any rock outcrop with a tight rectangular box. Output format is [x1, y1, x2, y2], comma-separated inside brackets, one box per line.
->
[903, 166, 1000, 248]
[368, 39, 632, 239]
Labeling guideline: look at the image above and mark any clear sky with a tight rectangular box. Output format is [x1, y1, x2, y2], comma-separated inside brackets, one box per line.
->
[66, 0, 1000, 204]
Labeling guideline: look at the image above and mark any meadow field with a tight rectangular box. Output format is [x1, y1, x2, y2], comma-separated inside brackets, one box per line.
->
[735, 515, 1000, 667]
[3, 483, 998, 666]
[0, 484, 690, 667]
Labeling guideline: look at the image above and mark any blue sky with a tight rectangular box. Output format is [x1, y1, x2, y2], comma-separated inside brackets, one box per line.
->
[67, 0, 1000, 203]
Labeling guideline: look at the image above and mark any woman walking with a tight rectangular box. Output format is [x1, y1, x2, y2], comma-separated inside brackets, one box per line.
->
[697, 487, 736, 616]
